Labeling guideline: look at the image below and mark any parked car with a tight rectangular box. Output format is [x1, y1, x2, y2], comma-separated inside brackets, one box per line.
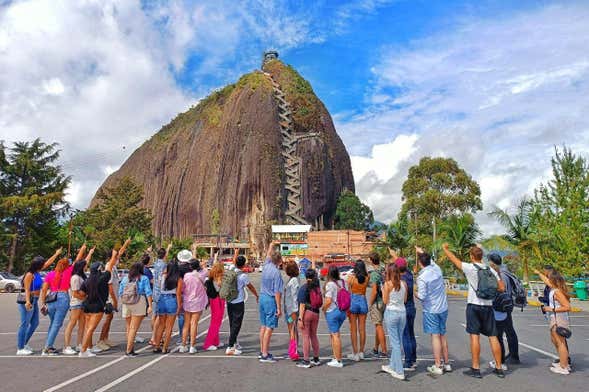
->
[0, 271, 22, 292]
[320, 262, 354, 280]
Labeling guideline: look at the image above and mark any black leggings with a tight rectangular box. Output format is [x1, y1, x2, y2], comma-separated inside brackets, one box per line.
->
[496, 312, 519, 361]
[227, 302, 245, 347]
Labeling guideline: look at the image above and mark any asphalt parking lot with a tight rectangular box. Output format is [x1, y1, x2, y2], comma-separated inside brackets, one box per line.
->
[0, 273, 587, 392]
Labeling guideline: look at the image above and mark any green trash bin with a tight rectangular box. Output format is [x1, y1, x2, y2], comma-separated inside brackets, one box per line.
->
[573, 280, 587, 301]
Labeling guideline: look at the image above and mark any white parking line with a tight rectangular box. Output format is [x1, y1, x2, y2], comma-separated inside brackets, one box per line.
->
[95, 314, 228, 392]
[460, 323, 558, 360]
[43, 314, 211, 392]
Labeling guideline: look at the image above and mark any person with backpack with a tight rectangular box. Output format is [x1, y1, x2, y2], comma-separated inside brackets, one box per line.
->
[180, 257, 208, 354]
[149, 243, 172, 347]
[119, 261, 153, 357]
[16, 248, 63, 355]
[443, 243, 506, 378]
[79, 253, 117, 358]
[223, 248, 258, 356]
[368, 252, 387, 359]
[296, 269, 322, 368]
[346, 260, 369, 362]
[203, 260, 225, 351]
[381, 263, 408, 381]
[153, 260, 182, 354]
[488, 253, 520, 369]
[284, 262, 300, 361]
[258, 240, 284, 363]
[96, 238, 130, 352]
[322, 265, 348, 368]
[415, 248, 451, 376]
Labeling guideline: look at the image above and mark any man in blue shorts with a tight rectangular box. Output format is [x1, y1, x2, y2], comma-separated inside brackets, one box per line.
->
[416, 247, 451, 376]
[258, 240, 284, 363]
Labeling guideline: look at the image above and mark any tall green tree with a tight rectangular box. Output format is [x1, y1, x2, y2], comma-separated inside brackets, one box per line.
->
[0, 139, 70, 272]
[399, 157, 482, 249]
[530, 147, 589, 276]
[73, 177, 153, 263]
[380, 217, 412, 257]
[489, 199, 538, 282]
[334, 190, 374, 231]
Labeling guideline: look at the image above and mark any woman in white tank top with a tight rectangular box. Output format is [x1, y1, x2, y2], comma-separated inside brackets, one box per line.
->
[381, 263, 408, 380]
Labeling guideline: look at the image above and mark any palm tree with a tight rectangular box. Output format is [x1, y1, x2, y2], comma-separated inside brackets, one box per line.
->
[489, 199, 538, 282]
[436, 214, 481, 262]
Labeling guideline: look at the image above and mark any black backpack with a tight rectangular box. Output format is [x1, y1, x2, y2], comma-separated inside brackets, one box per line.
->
[503, 270, 527, 311]
[472, 264, 498, 300]
[205, 279, 219, 299]
[493, 292, 514, 313]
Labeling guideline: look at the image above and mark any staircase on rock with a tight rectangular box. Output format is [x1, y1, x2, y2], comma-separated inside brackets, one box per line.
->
[262, 71, 308, 225]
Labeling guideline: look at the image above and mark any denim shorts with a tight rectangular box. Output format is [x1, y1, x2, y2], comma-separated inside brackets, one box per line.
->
[157, 294, 178, 315]
[325, 308, 347, 333]
[349, 294, 368, 315]
[423, 310, 448, 335]
[259, 294, 278, 328]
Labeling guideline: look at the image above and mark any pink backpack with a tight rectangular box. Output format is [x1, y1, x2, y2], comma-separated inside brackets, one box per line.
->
[336, 280, 351, 312]
[309, 287, 323, 310]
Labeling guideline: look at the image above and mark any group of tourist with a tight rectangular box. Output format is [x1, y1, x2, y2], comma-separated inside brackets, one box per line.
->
[15, 238, 573, 380]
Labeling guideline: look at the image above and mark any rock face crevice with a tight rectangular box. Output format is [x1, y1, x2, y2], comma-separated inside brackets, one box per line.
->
[91, 61, 354, 255]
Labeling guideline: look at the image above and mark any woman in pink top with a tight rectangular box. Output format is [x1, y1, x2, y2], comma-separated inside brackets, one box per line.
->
[180, 259, 208, 353]
[40, 244, 90, 356]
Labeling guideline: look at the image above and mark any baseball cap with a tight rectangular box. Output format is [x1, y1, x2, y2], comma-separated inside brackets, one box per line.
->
[394, 257, 407, 268]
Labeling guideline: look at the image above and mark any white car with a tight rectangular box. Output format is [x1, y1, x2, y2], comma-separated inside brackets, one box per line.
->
[0, 272, 22, 293]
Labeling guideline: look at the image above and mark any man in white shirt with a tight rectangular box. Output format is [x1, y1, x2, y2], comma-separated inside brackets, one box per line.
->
[443, 243, 506, 379]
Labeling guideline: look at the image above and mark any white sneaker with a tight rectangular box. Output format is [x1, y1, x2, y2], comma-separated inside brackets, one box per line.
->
[189, 346, 197, 354]
[63, 346, 77, 355]
[427, 365, 443, 375]
[225, 347, 234, 355]
[550, 365, 570, 375]
[16, 348, 33, 356]
[178, 345, 188, 353]
[358, 352, 364, 360]
[381, 365, 395, 375]
[390, 371, 405, 380]
[24, 344, 33, 352]
[347, 353, 359, 361]
[327, 359, 343, 368]
[75, 344, 82, 352]
[90, 346, 103, 354]
[443, 363, 453, 372]
[78, 350, 96, 358]
[232, 348, 242, 356]
[489, 360, 508, 371]
[551, 362, 571, 372]
[206, 345, 218, 351]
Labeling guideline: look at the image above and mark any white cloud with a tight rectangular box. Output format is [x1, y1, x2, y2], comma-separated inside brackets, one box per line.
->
[42, 78, 65, 95]
[340, 4, 589, 234]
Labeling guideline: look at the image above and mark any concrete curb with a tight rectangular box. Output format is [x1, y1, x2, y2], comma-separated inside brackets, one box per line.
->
[445, 290, 583, 312]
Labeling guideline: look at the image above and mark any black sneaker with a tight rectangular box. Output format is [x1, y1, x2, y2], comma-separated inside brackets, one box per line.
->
[296, 360, 311, 368]
[378, 352, 389, 359]
[493, 368, 505, 378]
[42, 347, 59, 356]
[125, 351, 138, 357]
[310, 357, 321, 366]
[505, 356, 521, 365]
[152, 348, 162, 354]
[463, 367, 482, 379]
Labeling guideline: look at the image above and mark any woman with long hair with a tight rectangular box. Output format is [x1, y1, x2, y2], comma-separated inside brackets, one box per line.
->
[16, 248, 63, 355]
[536, 268, 572, 375]
[62, 260, 87, 354]
[346, 260, 369, 361]
[203, 261, 225, 351]
[381, 263, 408, 380]
[153, 261, 183, 354]
[41, 245, 92, 356]
[79, 250, 116, 357]
[322, 265, 346, 368]
[119, 261, 153, 357]
[284, 262, 300, 361]
[180, 258, 208, 353]
[296, 269, 322, 368]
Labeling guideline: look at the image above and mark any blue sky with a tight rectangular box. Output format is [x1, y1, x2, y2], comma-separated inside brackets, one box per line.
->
[1, 0, 588, 234]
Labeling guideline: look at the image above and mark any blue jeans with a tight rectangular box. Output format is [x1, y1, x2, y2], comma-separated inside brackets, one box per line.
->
[384, 309, 406, 374]
[17, 296, 39, 349]
[46, 292, 69, 348]
[402, 305, 417, 366]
